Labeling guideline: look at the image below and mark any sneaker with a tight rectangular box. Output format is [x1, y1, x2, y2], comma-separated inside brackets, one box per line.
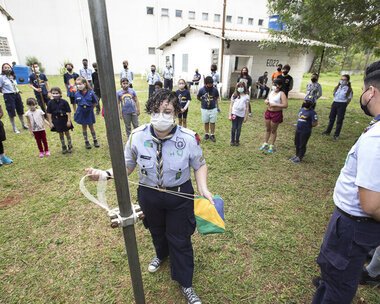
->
[45, 151, 50, 156]
[248, 113, 252, 117]
[93, 139, 100, 148]
[67, 144, 73, 153]
[85, 141, 92, 149]
[268, 145, 275, 153]
[289, 156, 297, 161]
[181, 286, 202, 304]
[333, 135, 339, 140]
[210, 135, 216, 142]
[312, 276, 321, 288]
[148, 257, 162, 273]
[292, 157, 301, 163]
[1, 156, 13, 164]
[62, 145, 68, 154]
[203, 134, 209, 140]
[235, 142, 240, 146]
[260, 143, 268, 151]
[14, 129, 20, 134]
[230, 141, 235, 146]
[22, 125, 29, 130]
[321, 131, 330, 135]
[39, 152, 44, 158]
[359, 266, 380, 285]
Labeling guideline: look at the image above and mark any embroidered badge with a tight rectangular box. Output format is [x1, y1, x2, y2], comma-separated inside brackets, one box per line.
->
[141, 168, 149, 176]
[144, 141, 153, 148]
[199, 156, 205, 163]
[177, 150, 183, 157]
[175, 171, 182, 180]
[175, 137, 186, 150]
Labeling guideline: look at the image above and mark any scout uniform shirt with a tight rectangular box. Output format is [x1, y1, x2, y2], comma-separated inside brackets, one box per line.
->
[0, 75, 19, 93]
[125, 124, 206, 187]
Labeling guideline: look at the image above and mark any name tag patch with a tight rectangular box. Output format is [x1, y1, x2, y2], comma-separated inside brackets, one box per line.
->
[140, 155, 151, 160]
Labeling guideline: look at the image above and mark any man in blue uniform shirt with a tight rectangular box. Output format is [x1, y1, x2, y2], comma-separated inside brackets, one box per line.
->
[312, 61, 380, 303]
[147, 65, 162, 98]
[162, 62, 174, 91]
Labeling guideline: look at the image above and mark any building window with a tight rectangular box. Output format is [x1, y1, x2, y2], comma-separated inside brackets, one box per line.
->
[237, 16, 243, 24]
[176, 10, 182, 17]
[182, 54, 188, 72]
[188, 11, 195, 19]
[0, 37, 11, 56]
[226, 15, 232, 23]
[258, 19, 264, 26]
[214, 14, 220, 22]
[248, 18, 253, 25]
[161, 8, 169, 16]
[148, 47, 156, 55]
[146, 7, 154, 15]
[202, 13, 208, 21]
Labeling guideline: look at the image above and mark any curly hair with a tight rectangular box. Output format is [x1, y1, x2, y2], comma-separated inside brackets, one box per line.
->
[145, 89, 182, 115]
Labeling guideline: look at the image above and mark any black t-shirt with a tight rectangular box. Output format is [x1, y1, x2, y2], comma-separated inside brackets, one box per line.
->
[276, 74, 293, 97]
[258, 76, 268, 86]
[92, 71, 100, 94]
[47, 98, 71, 116]
[237, 75, 252, 90]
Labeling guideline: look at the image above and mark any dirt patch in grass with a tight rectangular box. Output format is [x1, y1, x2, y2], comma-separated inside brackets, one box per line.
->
[0, 193, 23, 209]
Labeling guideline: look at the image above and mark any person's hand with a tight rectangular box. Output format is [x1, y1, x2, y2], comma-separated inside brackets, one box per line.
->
[244, 117, 247, 123]
[228, 114, 232, 121]
[137, 110, 140, 116]
[120, 114, 123, 119]
[36, 88, 42, 92]
[29, 131, 34, 137]
[181, 108, 185, 113]
[66, 121, 70, 128]
[199, 189, 214, 205]
[85, 168, 107, 181]
[265, 99, 269, 105]
[47, 92, 51, 98]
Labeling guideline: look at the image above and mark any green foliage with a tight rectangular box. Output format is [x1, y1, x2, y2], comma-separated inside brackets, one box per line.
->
[59, 59, 72, 75]
[25, 56, 45, 73]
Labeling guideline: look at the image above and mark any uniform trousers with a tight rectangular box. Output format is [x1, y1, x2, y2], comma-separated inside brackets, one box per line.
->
[312, 208, 380, 304]
[137, 180, 196, 287]
[325, 102, 348, 137]
[294, 131, 311, 159]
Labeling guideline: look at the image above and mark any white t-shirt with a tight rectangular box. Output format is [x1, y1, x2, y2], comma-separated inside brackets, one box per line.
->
[25, 109, 45, 132]
[333, 121, 380, 217]
[231, 94, 249, 117]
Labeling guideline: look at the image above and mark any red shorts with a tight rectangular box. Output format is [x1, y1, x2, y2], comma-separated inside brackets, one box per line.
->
[265, 109, 283, 123]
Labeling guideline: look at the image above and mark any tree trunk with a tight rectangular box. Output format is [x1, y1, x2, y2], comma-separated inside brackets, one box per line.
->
[308, 55, 318, 73]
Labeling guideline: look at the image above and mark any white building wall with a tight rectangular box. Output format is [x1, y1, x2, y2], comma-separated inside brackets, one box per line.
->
[3, 0, 270, 75]
[0, 6, 19, 67]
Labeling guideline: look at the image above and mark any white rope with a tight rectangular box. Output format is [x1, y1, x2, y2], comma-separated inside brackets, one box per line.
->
[79, 174, 111, 212]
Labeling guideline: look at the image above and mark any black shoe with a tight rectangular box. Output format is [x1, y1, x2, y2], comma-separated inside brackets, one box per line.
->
[62, 145, 68, 154]
[181, 286, 201, 304]
[235, 142, 240, 146]
[22, 125, 29, 130]
[203, 134, 209, 140]
[230, 141, 235, 146]
[321, 131, 330, 135]
[85, 141, 92, 149]
[333, 135, 339, 140]
[210, 135, 216, 142]
[359, 266, 380, 285]
[93, 140, 100, 148]
[67, 144, 73, 153]
[312, 276, 321, 288]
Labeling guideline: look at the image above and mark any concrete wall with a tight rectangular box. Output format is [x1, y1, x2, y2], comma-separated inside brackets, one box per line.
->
[2, 0, 269, 75]
[0, 5, 19, 68]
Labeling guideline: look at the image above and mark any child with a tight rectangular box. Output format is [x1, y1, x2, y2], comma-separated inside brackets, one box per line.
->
[290, 96, 318, 163]
[229, 82, 249, 146]
[63, 63, 79, 112]
[260, 78, 288, 153]
[47, 87, 74, 154]
[197, 76, 219, 142]
[154, 81, 163, 92]
[74, 77, 99, 149]
[29, 62, 51, 113]
[25, 98, 51, 157]
[306, 73, 322, 108]
[117, 78, 140, 137]
[176, 79, 191, 128]
[0, 102, 13, 165]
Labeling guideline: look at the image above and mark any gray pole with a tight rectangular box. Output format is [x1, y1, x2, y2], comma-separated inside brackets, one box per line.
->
[87, 1, 145, 303]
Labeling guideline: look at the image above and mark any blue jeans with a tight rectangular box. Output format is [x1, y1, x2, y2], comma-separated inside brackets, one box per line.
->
[259, 86, 270, 98]
[231, 116, 244, 142]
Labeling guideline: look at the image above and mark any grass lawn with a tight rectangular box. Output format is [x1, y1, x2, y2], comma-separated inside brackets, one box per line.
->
[0, 72, 379, 303]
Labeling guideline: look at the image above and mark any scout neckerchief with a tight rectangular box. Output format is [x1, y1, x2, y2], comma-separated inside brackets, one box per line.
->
[150, 125, 177, 187]
[6, 75, 18, 92]
[364, 114, 380, 133]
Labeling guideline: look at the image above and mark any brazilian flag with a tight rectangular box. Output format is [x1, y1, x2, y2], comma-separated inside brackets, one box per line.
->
[194, 195, 225, 234]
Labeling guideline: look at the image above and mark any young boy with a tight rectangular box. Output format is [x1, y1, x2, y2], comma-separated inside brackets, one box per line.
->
[29, 62, 51, 112]
[154, 81, 163, 92]
[197, 76, 219, 142]
[117, 78, 140, 137]
[291, 95, 318, 163]
[63, 63, 79, 112]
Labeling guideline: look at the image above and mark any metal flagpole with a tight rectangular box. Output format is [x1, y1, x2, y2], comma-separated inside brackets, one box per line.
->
[87, 1, 145, 303]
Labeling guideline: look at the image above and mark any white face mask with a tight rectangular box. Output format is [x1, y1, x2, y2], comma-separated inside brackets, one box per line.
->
[52, 94, 60, 99]
[150, 113, 174, 132]
[178, 84, 185, 89]
[28, 105, 37, 111]
[77, 84, 85, 91]
[34, 67, 40, 72]
[272, 86, 277, 91]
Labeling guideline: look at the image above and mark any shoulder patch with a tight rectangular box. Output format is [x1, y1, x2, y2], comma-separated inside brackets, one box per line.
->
[131, 124, 148, 134]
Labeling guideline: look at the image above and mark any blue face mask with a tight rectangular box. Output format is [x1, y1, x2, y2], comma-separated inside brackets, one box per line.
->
[340, 80, 347, 85]
[154, 88, 159, 91]
[237, 88, 244, 93]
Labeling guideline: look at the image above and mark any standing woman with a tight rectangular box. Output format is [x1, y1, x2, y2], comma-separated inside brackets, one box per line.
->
[237, 67, 253, 117]
[321, 74, 353, 139]
[260, 78, 288, 153]
[86, 89, 213, 304]
[74, 77, 99, 149]
[0, 63, 28, 133]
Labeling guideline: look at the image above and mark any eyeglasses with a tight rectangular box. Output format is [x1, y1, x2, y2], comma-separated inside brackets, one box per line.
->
[152, 112, 174, 119]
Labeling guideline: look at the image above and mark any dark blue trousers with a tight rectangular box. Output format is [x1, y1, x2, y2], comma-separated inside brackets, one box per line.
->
[231, 116, 244, 143]
[312, 208, 380, 304]
[164, 79, 173, 91]
[137, 180, 196, 287]
[326, 102, 347, 137]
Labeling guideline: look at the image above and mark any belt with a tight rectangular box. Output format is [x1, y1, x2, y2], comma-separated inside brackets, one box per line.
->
[157, 185, 180, 192]
[4, 92, 18, 95]
[337, 207, 378, 223]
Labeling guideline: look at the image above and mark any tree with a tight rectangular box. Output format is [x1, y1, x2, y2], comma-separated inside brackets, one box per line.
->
[267, 0, 380, 50]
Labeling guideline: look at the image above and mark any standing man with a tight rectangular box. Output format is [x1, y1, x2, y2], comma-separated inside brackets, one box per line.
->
[162, 62, 174, 91]
[192, 69, 201, 94]
[119, 60, 134, 88]
[92, 62, 101, 115]
[276, 64, 293, 98]
[257, 71, 270, 99]
[312, 60, 380, 304]
[271, 63, 282, 82]
[147, 65, 161, 98]
[79, 59, 93, 88]
[29, 62, 51, 112]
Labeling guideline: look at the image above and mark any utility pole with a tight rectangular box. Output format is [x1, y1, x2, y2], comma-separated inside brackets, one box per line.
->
[220, 0, 227, 95]
[87, 1, 145, 303]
